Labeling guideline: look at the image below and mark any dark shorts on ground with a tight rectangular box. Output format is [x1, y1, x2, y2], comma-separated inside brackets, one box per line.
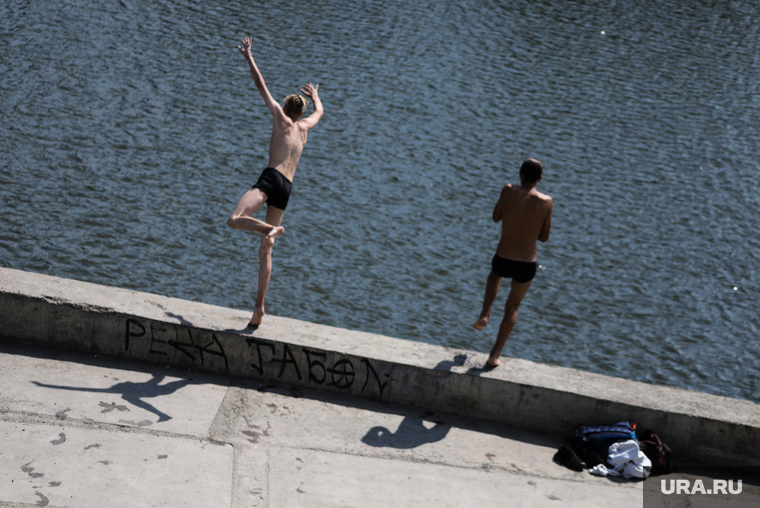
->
[491, 254, 537, 284]
[252, 167, 292, 210]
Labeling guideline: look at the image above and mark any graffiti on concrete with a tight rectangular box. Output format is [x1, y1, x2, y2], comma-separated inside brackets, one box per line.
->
[245, 339, 389, 396]
[125, 318, 228, 370]
[123, 318, 391, 397]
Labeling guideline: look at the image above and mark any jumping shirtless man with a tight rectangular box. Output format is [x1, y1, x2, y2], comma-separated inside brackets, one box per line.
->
[227, 36, 324, 327]
[472, 158, 553, 367]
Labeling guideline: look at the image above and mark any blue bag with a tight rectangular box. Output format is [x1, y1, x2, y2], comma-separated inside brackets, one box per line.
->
[574, 421, 637, 454]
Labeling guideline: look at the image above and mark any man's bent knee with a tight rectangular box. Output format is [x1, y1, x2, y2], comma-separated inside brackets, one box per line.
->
[227, 213, 243, 229]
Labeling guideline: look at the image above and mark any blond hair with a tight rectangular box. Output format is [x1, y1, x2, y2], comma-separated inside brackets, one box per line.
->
[284, 94, 309, 116]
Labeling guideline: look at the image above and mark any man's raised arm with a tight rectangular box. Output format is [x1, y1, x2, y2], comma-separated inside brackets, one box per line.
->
[237, 37, 282, 116]
[299, 83, 324, 130]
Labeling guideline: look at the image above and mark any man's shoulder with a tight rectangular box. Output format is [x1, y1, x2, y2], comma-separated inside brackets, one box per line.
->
[535, 191, 553, 210]
[296, 119, 313, 131]
[272, 114, 294, 129]
[525, 188, 552, 208]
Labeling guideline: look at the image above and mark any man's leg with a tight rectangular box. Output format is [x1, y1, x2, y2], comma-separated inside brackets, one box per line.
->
[487, 279, 533, 367]
[228, 188, 284, 241]
[250, 205, 285, 326]
[472, 271, 502, 330]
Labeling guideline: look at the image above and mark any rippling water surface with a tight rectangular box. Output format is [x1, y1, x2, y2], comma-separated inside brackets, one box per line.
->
[2, 0, 759, 402]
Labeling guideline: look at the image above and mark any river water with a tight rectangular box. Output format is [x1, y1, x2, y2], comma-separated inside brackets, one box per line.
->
[2, 0, 759, 403]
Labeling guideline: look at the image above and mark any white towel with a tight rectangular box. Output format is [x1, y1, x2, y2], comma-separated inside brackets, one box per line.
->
[606, 440, 652, 479]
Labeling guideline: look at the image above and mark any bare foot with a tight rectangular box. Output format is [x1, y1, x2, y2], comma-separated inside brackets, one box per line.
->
[248, 309, 264, 327]
[471, 317, 488, 331]
[486, 357, 501, 368]
[264, 226, 284, 248]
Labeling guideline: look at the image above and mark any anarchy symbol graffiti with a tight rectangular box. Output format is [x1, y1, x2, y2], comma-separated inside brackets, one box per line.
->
[327, 359, 355, 389]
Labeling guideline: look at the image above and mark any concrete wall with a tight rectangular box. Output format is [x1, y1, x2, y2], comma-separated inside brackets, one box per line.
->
[1, 267, 758, 467]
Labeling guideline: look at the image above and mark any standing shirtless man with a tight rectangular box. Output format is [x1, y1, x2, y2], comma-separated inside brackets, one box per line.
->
[227, 36, 324, 327]
[472, 158, 553, 367]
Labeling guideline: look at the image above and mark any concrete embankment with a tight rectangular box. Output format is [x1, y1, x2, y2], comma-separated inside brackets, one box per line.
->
[1, 267, 758, 467]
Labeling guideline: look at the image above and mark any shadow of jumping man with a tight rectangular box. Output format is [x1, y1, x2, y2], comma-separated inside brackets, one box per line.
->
[362, 412, 451, 449]
[434, 353, 468, 372]
[32, 373, 192, 423]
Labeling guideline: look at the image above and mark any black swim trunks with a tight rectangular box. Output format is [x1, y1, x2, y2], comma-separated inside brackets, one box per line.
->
[252, 167, 292, 210]
[491, 254, 537, 284]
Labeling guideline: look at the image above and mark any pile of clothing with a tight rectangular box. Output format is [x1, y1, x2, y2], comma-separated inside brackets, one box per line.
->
[553, 422, 673, 479]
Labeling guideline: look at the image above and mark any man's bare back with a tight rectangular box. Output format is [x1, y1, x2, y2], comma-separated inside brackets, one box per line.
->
[493, 184, 552, 262]
[266, 82, 319, 182]
[235, 36, 323, 185]
[472, 158, 553, 368]
[227, 36, 323, 328]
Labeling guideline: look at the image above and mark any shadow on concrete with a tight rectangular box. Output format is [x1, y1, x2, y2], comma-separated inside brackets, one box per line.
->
[223, 324, 258, 334]
[2, 340, 558, 451]
[163, 311, 257, 335]
[466, 363, 498, 376]
[244, 378, 560, 451]
[435, 352, 495, 376]
[31, 374, 193, 423]
[362, 412, 451, 449]
[165, 312, 195, 327]
[0, 340, 227, 424]
[434, 353, 468, 371]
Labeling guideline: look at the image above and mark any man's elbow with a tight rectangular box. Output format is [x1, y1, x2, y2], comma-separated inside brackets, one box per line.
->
[312, 110, 325, 124]
[538, 233, 550, 243]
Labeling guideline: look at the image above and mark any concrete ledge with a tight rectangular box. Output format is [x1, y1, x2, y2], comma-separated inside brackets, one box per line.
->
[1, 267, 758, 467]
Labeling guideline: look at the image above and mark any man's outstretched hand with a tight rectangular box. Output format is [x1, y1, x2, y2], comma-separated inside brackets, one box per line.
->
[300, 82, 319, 99]
[237, 36, 252, 56]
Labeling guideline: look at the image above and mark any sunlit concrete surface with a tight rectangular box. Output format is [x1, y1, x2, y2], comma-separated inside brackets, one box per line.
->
[0, 342, 644, 508]
[2, 266, 760, 471]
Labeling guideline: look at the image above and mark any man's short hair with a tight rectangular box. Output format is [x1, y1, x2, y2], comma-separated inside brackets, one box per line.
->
[520, 158, 543, 182]
[284, 94, 309, 116]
